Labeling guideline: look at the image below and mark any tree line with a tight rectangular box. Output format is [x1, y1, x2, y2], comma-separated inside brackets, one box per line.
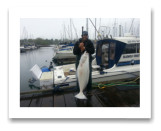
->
[20, 38, 79, 45]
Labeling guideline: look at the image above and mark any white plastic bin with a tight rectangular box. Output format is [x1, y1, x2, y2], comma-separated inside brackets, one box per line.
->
[30, 64, 53, 88]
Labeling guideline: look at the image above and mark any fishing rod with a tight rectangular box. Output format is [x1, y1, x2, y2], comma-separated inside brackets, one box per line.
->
[88, 18, 102, 40]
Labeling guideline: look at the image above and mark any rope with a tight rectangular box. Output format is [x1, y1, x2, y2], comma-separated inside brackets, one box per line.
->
[95, 77, 140, 89]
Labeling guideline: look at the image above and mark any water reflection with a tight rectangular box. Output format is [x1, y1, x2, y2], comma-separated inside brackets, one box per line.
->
[29, 84, 41, 90]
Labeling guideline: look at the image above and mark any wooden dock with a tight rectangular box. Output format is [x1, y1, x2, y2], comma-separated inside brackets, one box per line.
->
[20, 85, 140, 107]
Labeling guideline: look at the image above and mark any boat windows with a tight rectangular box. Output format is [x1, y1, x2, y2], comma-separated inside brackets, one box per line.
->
[137, 43, 140, 53]
[102, 43, 109, 64]
[102, 43, 109, 55]
[96, 42, 102, 57]
[122, 44, 136, 54]
[110, 42, 116, 60]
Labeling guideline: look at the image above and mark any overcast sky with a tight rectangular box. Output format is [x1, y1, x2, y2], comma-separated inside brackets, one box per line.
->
[20, 18, 140, 40]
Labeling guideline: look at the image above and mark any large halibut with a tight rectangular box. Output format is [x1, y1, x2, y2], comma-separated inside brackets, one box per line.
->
[75, 51, 89, 99]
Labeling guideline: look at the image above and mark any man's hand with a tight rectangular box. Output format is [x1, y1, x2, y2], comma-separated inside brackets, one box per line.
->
[79, 42, 84, 48]
[81, 46, 85, 52]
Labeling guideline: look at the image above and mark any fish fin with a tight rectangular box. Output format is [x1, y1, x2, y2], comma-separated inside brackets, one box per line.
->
[75, 92, 87, 99]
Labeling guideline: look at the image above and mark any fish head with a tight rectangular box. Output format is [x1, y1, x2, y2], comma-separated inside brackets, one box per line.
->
[84, 51, 89, 55]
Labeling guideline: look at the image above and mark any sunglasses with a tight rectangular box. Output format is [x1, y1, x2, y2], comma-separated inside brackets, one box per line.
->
[83, 34, 88, 36]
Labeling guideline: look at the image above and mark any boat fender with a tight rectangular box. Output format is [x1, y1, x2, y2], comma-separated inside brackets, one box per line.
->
[69, 68, 75, 72]
[130, 60, 135, 65]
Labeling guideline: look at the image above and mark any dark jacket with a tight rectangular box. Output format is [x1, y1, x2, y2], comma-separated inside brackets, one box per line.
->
[73, 38, 95, 55]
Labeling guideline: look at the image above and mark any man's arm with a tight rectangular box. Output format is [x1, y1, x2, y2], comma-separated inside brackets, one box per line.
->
[85, 40, 95, 54]
[73, 41, 81, 55]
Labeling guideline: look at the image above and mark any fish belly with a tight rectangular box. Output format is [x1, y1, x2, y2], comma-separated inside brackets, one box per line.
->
[78, 63, 89, 90]
[75, 59, 89, 99]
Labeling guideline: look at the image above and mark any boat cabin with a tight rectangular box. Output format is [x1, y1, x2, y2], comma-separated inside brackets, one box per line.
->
[95, 36, 140, 70]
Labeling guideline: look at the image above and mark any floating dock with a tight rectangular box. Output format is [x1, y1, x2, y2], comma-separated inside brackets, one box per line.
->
[20, 84, 140, 107]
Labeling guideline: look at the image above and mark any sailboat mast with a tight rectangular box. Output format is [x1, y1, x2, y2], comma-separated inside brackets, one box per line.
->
[125, 22, 126, 33]
[70, 18, 72, 41]
[129, 18, 135, 33]
[122, 25, 124, 37]
[64, 22, 66, 41]
[86, 18, 88, 37]
[119, 25, 121, 37]
[62, 24, 64, 42]
[71, 19, 78, 40]
[95, 18, 96, 42]
[68, 25, 71, 41]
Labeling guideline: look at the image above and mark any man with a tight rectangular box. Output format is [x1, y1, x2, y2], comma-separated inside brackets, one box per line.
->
[73, 31, 95, 94]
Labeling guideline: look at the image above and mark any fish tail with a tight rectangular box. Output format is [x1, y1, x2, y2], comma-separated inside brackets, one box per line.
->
[75, 92, 87, 99]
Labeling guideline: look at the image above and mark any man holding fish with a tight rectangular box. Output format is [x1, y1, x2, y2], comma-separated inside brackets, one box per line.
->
[73, 31, 95, 99]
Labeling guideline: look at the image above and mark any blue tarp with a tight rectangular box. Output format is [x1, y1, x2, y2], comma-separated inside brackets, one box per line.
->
[41, 67, 50, 72]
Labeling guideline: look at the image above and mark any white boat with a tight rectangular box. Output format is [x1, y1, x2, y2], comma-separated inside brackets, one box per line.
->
[52, 42, 75, 63]
[52, 45, 59, 53]
[53, 47, 75, 60]
[53, 45, 96, 62]
[24, 44, 37, 50]
[53, 35, 140, 88]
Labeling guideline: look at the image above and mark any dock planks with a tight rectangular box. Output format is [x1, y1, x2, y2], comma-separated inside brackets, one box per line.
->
[30, 94, 43, 107]
[54, 92, 65, 107]
[41, 96, 54, 107]
[64, 93, 77, 107]
[20, 86, 140, 107]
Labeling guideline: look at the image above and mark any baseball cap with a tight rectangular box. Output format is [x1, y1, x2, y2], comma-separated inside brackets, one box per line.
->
[82, 31, 88, 36]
